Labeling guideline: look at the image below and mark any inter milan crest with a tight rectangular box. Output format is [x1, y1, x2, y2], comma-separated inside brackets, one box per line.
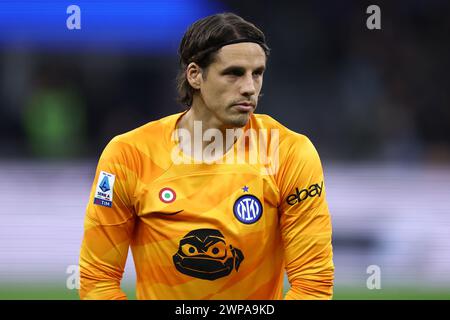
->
[233, 194, 263, 224]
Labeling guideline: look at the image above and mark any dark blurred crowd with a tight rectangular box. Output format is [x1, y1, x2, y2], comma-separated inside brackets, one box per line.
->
[1, 1, 449, 163]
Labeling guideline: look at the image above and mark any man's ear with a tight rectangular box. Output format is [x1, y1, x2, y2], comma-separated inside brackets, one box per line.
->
[186, 62, 203, 90]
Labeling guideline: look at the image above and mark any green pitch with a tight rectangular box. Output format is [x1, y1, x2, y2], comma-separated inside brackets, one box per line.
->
[0, 284, 449, 300]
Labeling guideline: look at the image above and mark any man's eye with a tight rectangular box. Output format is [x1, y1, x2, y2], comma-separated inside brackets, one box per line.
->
[227, 71, 242, 76]
[223, 69, 244, 77]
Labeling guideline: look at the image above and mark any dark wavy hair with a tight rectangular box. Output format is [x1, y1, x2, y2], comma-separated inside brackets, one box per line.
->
[176, 12, 270, 107]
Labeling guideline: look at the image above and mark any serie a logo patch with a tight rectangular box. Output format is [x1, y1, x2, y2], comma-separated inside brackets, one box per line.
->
[233, 195, 263, 224]
[93, 171, 116, 207]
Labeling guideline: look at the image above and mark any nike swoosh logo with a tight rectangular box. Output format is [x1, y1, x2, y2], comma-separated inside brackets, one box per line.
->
[155, 210, 183, 216]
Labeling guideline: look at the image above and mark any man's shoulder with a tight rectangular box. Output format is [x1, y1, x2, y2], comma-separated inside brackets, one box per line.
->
[114, 112, 182, 144]
[101, 112, 183, 161]
[252, 114, 323, 178]
[252, 113, 311, 146]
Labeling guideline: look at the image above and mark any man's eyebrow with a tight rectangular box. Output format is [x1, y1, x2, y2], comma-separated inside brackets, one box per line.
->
[220, 65, 265, 74]
[220, 66, 245, 74]
[253, 66, 266, 73]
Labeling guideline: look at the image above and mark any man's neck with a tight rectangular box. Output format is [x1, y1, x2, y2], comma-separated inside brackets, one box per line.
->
[176, 106, 245, 162]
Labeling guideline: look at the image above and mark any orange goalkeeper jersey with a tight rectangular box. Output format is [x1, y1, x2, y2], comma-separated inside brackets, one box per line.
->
[79, 112, 334, 300]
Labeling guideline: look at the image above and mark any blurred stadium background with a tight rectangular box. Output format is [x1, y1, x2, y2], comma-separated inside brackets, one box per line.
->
[1, 0, 449, 299]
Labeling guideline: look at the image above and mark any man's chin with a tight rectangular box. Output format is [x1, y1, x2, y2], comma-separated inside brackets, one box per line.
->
[226, 113, 252, 128]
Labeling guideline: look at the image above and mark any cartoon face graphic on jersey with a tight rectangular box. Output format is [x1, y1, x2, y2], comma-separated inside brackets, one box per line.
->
[173, 229, 244, 280]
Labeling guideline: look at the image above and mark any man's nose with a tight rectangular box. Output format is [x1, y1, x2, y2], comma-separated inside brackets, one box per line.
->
[240, 73, 256, 96]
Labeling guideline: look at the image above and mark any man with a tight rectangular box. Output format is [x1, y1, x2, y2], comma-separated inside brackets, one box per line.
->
[79, 12, 334, 300]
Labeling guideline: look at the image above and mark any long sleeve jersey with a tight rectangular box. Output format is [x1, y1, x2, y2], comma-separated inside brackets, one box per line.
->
[79, 111, 334, 300]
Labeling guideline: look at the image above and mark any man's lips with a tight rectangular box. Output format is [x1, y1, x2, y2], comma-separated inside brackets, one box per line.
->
[233, 103, 255, 112]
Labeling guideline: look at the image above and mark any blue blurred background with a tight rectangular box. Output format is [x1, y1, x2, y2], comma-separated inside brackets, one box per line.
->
[0, 0, 449, 299]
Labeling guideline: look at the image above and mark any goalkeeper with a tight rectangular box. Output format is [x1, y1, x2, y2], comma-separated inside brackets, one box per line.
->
[79, 12, 334, 300]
